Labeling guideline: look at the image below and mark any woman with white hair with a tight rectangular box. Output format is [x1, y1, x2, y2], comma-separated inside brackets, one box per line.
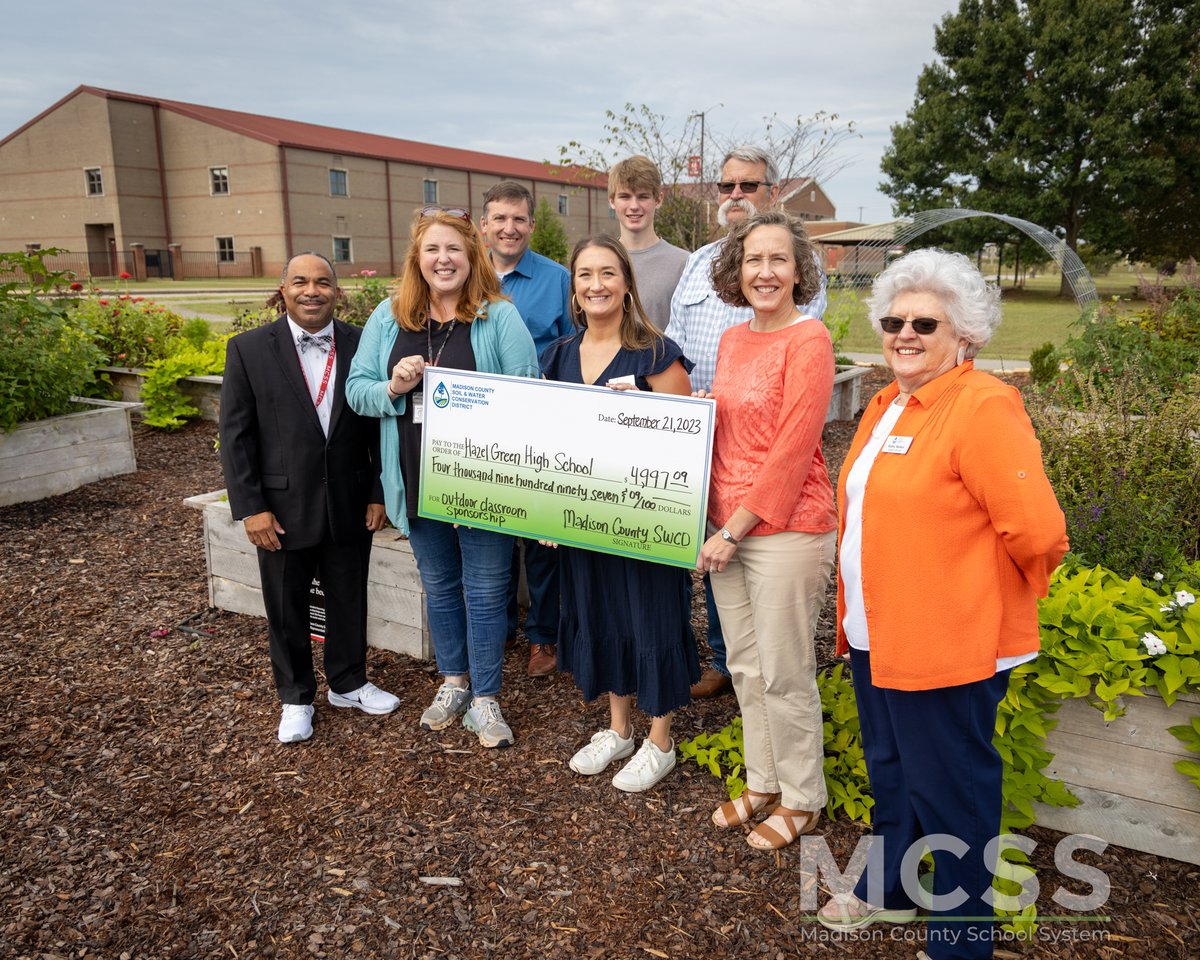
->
[816, 249, 1068, 960]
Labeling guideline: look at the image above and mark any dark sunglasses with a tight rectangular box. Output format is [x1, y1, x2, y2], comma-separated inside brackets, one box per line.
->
[878, 316, 947, 335]
[717, 180, 771, 195]
[421, 206, 471, 221]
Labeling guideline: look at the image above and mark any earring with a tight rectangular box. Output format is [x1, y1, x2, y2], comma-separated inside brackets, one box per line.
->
[956, 344, 967, 365]
[570, 294, 582, 317]
[623, 292, 633, 313]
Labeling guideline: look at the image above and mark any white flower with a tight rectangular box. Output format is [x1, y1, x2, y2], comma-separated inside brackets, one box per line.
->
[1176, 590, 1196, 607]
[1153, 572, 1164, 581]
[1161, 604, 1174, 612]
[1140, 632, 1167, 656]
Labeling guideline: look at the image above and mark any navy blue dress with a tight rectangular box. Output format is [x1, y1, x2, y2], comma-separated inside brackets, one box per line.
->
[540, 332, 700, 716]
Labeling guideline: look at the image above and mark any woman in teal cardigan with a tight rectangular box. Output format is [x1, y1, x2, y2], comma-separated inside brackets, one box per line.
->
[346, 208, 538, 750]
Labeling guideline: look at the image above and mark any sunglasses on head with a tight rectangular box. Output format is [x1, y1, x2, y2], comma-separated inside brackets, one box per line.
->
[717, 180, 771, 195]
[878, 316, 947, 335]
[421, 206, 471, 221]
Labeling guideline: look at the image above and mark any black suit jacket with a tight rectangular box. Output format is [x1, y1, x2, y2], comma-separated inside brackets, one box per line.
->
[219, 317, 384, 550]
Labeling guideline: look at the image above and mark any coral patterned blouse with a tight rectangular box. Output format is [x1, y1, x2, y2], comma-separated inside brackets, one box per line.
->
[707, 318, 837, 537]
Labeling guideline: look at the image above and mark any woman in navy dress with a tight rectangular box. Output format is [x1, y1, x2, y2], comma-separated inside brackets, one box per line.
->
[541, 235, 699, 793]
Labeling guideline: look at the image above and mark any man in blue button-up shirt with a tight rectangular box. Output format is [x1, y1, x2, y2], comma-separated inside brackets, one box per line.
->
[480, 181, 572, 678]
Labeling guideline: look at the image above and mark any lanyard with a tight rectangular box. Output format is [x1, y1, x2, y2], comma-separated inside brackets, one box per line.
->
[426, 315, 458, 366]
[298, 338, 337, 408]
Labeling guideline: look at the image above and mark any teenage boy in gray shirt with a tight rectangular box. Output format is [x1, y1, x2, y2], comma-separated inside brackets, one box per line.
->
[608, 155, 689, 331]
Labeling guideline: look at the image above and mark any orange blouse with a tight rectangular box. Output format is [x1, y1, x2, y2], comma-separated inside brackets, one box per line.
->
[708, 319, 837, 537]
[835, 362, 1069, 690]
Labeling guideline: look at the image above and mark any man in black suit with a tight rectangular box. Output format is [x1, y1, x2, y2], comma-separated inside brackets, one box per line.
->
[220, 252, 398, 743]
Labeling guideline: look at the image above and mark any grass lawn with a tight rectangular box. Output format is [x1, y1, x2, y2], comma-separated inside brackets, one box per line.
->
[830, 280, 1145, 361]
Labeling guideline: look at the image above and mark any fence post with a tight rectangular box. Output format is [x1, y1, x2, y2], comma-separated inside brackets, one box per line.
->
[169, 243, 184, 281]
[250, 246, 263, 278]
[129, 244, 147, 281]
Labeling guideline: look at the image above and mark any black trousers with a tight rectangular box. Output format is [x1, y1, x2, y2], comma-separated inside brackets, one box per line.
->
[257, 537, 371, 704]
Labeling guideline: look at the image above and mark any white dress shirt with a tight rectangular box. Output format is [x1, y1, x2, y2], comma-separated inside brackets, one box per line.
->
[286, 316, 336, 437]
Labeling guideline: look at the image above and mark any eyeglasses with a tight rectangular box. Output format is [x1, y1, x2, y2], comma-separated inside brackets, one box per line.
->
[878, 316, 948, 335]
[717, 180, 771, 195]
[421, 206, 471, 221]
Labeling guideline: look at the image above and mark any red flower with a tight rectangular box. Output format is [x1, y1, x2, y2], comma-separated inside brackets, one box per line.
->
[119, 271, 132, 280]
[99, 299, 108, 305]
[69, 281, 84, 291]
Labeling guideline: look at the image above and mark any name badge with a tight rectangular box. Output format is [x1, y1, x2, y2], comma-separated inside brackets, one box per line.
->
[883, 435, 913, 455]
[412, 391, 424, 425]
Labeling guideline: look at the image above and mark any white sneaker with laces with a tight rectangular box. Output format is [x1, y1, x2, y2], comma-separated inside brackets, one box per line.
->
[569, 728, 636, 775]
[278, 704, 314, 743]
[612, 738, 676, 792]
[462, 699, 514, 748]
[420, 682, 472, 730]
[328, 681, 400, 715]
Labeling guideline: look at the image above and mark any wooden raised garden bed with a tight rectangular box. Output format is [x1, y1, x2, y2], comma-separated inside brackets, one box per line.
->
[1035, 689, 1200, 865]
[0, 399, 140, 507]
[184, 490, 431, 659]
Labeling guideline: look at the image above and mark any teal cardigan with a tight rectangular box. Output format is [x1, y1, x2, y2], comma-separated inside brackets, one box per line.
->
[345, 297, 539, 534]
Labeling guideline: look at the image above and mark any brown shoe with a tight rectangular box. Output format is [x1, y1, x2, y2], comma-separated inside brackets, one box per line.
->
[690, 667, 732, 699]
[528, 644, 557, 677]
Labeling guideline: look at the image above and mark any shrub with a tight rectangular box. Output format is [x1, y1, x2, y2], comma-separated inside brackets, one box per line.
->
[339, 270, 392, 326]
[1028, 372, 1200, 579]
[530, 197, 569, 265]
[0, 249, 103, 431]
[69, 292, 188, 367]
[1028, 341, 1058, 387]
[1044, 292, 1200, 411]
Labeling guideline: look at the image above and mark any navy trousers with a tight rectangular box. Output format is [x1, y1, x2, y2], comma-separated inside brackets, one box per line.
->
[849, 648, 1010, 960]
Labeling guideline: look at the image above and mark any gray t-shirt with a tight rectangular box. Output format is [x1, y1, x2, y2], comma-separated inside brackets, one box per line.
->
[628, 238, 689, 332]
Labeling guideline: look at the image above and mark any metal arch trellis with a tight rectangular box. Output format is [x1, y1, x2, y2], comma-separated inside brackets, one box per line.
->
[836, 208, 1100, 308]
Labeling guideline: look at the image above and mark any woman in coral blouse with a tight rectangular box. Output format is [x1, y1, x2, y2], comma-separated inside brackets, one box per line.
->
[816, 249, 1067, 960]
[697, 211, 837, 850]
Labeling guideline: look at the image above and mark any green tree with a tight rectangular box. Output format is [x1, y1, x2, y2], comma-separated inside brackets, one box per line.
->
[530, 197, 570, 264]
[881, 0, 1200, 294]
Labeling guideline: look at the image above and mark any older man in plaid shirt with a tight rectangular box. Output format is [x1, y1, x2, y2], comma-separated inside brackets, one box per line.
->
[666, 144, 828, 699]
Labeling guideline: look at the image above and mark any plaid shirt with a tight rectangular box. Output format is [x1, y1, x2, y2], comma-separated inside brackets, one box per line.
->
[665, 238, 828, 391]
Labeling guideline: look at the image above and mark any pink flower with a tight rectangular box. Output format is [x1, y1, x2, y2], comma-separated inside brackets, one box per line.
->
[117, 352, 126, 359]
[134, 296, 144, 302]
[119, 271, 132, 280]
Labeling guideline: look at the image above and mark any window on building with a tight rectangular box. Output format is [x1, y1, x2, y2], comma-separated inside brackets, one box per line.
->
[210, 166, 230, 195]
[423, 179, 439, 204]
[85, 167, 104, 196]
[332, 236, 352, 263]
[330, 168, 348, 197]
[558, 194, 568, 216]
[216, 236, 235, 263]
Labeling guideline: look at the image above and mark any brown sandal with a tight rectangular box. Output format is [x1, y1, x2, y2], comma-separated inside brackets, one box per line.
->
[746, 806, 819, 849]
[711, 789, 781, 828]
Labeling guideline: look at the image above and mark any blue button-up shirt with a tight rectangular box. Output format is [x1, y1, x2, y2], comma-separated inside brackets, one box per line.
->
[496, 247, 572, 359]
[666, 238, 828, 391]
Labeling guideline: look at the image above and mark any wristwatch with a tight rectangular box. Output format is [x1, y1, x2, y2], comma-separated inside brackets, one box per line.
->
[720, 528, 740, 545]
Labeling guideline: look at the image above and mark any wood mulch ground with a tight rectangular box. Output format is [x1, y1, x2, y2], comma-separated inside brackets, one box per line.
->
[2, 367, 1196, 960]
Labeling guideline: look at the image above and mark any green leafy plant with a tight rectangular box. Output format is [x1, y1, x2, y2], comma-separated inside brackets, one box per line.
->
[140, 337, 229, 429]
[0, 248, 104, 431]
[68, 287, 188, 367]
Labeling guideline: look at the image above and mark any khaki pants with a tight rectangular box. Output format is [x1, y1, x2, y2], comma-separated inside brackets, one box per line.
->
[711, 529, 835, 810]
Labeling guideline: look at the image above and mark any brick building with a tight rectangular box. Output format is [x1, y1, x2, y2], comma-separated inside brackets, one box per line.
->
[0, 85, 612, 279]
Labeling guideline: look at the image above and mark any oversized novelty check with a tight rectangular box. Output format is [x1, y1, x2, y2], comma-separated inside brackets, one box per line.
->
[417, 368, 715, 569]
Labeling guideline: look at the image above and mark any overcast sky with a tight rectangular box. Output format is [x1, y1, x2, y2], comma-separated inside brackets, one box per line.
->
[1, 0, 958, 225]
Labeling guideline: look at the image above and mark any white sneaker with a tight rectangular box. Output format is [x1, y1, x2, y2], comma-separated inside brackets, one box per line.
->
[278, 704, 314, 743]
[569, 728, 636, 775]
[420, 682, 472, 731]
[612, 738, 676, 792]
[462, 699, 514, 748]
[328, 681, 400, 715]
